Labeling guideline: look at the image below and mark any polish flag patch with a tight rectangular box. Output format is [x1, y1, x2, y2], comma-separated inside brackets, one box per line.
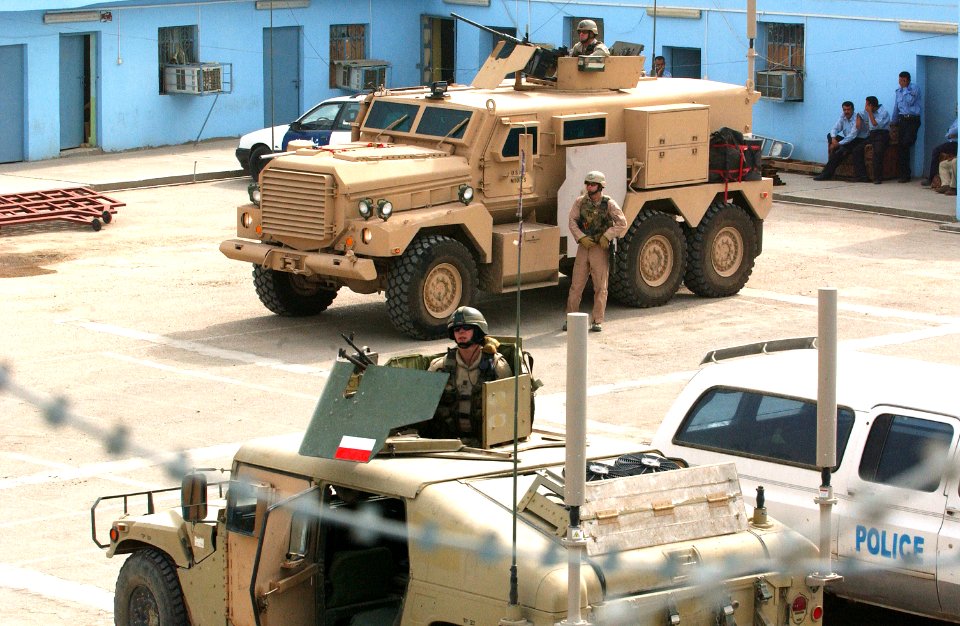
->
[334, 435, 377, 462]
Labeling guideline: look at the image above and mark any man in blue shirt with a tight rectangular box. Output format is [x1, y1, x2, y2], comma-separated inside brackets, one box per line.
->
[892, 70, 922, 182]
[814, 101, 867, 181]
[854, 96, 892, 184]
[922, 117, 958, 187]
[654, 56, 672, 78]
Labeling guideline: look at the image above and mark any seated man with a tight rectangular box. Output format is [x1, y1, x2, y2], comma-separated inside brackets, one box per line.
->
[853, 95, 892, 184]
[936, 156, 957, 196]
[814, 100, 867, 181]
[425, 307, 512, 443]
[923, 117, 958, 187]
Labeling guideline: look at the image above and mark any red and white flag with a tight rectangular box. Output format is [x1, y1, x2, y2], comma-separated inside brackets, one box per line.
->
[334, 435, 377, 462]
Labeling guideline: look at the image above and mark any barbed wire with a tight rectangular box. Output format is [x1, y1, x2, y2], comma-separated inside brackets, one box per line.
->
[5, 359, 960, 621]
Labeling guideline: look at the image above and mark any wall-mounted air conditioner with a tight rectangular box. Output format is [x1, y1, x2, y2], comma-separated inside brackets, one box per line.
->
[755, 70, 803, 102]
[334, 60, 389, 92]
[163, 63, 228, 95]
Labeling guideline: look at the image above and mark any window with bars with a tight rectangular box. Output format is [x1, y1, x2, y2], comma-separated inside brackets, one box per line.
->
[329, 24, 367, 88]
[756, 22, 804, 101]
[159, 25, 197, 66]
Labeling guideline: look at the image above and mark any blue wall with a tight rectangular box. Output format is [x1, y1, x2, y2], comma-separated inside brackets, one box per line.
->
[1, 0, 957, 166]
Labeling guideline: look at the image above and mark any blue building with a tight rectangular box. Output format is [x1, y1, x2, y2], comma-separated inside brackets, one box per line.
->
[1, 0, 957, 176]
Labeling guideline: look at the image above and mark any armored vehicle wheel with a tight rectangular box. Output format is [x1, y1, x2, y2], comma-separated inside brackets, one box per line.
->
[249, 145, 271, 182]
[610, 208, 685, 307]
[386, 234, 478, 339]
[683, 201, 757, 297]
[253, 265, 339, 316]
[115, 549, 188, 626]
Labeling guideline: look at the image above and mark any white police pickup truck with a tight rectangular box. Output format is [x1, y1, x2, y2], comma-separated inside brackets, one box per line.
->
[650, 338, 960, 622]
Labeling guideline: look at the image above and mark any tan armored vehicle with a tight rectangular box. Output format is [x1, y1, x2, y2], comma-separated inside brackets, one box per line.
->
[221, 22, 772, 338]
[93, 339, 824, 626]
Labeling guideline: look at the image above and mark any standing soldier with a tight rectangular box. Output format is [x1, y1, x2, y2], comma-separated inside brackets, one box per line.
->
[565, 171, 628, 333]
[569, 20, 610, 57]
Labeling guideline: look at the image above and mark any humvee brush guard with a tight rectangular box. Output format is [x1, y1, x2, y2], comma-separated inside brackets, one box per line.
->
[221, 17, 773, 339]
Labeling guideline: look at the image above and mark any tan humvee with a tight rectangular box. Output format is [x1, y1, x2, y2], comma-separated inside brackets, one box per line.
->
[221, 34, 773, 339]
[94, 342, 824, 626]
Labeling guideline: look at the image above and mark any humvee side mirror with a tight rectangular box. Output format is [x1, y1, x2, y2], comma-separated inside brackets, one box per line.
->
[181, 472, 208, 522]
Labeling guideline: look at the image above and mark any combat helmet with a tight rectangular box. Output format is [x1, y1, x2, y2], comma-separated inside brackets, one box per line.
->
[584, 170, 606, 187]
[447, 306, 488, 341]
[577, 19, 599, 35]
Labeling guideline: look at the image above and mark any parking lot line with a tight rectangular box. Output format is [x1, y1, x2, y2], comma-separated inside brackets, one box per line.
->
[0, 563, 113, 612]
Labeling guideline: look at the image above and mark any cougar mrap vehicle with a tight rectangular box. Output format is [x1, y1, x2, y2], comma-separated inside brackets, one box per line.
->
[221, 13, 773, 339]
[93, 338, 824, 626]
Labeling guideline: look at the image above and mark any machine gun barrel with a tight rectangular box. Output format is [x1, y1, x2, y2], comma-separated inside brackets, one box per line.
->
[338, 348, 368, 372]
[450, 12, 526, 46]
[340, 333, 374, 366]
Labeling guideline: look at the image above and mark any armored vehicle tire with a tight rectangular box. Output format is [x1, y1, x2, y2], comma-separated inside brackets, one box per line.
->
[610, 208, 686, 307]
[115, 549, 188, 626]
[684, 201, 757, 298]
[249, 145, 271, 182]
[253, 265, 339, 316]
[386, 234, 478, 339]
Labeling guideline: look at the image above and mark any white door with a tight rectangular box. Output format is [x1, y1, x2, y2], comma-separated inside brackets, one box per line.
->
[835, 408, 955, 616]
[938, 446, 960, 614]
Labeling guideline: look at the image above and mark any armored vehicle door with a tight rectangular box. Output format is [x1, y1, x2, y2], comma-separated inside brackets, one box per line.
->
[482, 116, 538, 203]
[250, 486, 322, 626]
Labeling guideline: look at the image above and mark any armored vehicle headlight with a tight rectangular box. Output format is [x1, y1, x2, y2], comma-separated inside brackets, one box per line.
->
[377, 199, 393, 220]
[358, 198, 373, 219]
[247, 182, 261, 206]
[241, 212, 254, 228]
[458, 184, 474, 205]
[362, 228, 373, 244]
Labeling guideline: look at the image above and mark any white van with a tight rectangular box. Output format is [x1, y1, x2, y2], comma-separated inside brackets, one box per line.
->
[651, 338, 960, 622]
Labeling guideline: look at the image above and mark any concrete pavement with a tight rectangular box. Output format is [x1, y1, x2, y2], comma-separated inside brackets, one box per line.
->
[0, 139, 957, 231]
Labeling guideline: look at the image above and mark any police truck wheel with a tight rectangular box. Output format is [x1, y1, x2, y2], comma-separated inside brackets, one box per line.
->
[683, 201, 757, 297]
[610, 208, 685, 307]
[386, 234, 478, 339]
[114, 549, 188, 626]
[253, 265, 339, 316]
[249, 145, 271, 182]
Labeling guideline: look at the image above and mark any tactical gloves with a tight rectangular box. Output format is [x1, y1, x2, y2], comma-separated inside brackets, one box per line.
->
[578, 236, 596, 249]
[598, 235, 610, 250]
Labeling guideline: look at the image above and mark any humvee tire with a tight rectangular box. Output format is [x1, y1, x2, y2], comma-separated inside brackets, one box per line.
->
[386, 233, 478, 339]
[253, 265, 339, 316]
[684, 201, 757, 297]
[610, 208, 686, 307]
[114, 549, 188, 626]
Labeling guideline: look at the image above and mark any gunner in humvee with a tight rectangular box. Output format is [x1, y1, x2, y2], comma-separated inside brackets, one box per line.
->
[424, 307, 512, 442]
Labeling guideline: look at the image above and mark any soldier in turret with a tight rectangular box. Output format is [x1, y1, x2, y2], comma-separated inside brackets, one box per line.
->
[564, 171, 628, 333]
[569, 19, 610, 57]
[426, 307, 512, 442]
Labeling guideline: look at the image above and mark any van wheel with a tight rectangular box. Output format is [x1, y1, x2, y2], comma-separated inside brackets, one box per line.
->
[253, 265, 339, 316]
[115, 549, 188, 626]
[684, 202, 756, 297]
[610, 208, 686, 307]
[386, 234, 478, 339]
[249, 145, 271, 182]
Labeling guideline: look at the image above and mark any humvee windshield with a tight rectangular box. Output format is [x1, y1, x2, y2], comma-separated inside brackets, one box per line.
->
[416, 107, 472, 139]
[364, 101, 417, 133]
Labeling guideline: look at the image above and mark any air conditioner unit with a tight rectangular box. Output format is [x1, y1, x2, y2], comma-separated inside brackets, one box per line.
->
[755, 70, 803, 102]
[334, 60, 389, 92]
[163, 63, 223, 95]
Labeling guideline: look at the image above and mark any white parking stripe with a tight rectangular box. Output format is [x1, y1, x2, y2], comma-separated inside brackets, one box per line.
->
[740, 288, 960, 325]
[0, 563, 113, 612]
[103, 352, 320, 400]
[0, 451, 158, 490]
[63, 319, 329, 376]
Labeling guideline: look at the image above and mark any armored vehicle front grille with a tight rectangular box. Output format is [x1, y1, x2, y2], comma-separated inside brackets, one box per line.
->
[261, 167, 336, 244]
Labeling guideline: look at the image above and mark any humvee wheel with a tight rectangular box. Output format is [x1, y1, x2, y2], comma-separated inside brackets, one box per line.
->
[115, 549, 188, 626]
[610, 208, 685, 307]
[249, 145, 271, 182]
[683, 201, 757, 297]
[386, 234, 478, 339]
[253, 265, 339, 316]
